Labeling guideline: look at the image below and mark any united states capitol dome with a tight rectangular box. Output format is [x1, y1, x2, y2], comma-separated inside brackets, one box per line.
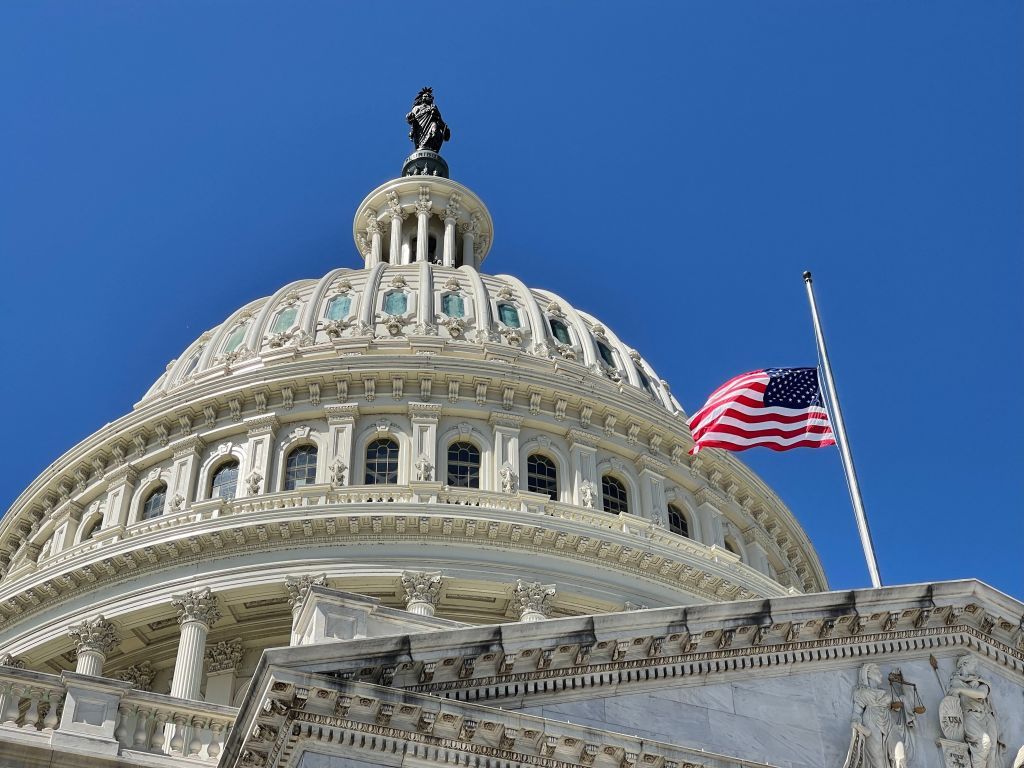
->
[0, 92, 826, 699]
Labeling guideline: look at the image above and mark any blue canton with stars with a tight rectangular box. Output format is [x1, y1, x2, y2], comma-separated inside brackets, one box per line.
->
[763, 368, 825, 409]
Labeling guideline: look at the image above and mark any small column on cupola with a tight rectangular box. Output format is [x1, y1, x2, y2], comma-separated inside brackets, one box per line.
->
[354, 88, 493, 271]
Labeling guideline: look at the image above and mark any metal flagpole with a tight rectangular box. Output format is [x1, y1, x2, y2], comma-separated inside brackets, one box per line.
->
[802, 271, 883, 588]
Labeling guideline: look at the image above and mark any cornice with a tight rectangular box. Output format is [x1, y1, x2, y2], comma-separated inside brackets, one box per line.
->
[254, 580, 1024, 701]
[0, 358, 825, 593]
[230, 674, 766, 768]
[0, 496, 795, 634]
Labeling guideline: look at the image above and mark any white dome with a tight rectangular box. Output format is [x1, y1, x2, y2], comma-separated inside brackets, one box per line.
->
[0, 167, 826, 686]
[142, 263, 683, 416]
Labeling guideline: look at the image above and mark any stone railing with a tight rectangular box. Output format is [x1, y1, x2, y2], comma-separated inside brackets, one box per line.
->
[0, 665, 236, 764]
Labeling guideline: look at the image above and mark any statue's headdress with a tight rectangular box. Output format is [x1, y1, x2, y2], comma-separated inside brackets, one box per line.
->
[414, 87, 434, 105]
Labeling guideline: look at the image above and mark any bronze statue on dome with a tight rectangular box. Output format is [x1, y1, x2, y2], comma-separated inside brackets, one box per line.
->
[406, 87, 451, 153]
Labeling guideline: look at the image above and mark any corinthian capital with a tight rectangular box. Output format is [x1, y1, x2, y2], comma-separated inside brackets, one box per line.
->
[68, 615, 119, 656]
[285, 574, 327, 611]
[512, 580, 556, 620]
[171, 587, 221, 627]
[205, 638, 245, 674]
[400, 571, 443, 609]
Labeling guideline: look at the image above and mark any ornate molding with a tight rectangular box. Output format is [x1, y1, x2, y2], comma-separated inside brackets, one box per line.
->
[68, 614, 118, 656]
[205, 637, 245, 674]
[511, 579, 556, 620]
[114, 660, 155, 691]
[172, 587, 221, 627]
[285, 574, 327, 611]
[400, 571, 443, 610]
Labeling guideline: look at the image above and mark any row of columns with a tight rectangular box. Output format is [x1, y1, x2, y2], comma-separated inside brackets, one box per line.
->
[64, 588, 244, 705]
[53, 572, 557, 708]
[365, 188, 483, 269]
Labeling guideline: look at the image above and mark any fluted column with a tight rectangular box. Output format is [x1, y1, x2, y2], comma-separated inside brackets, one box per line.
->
[459, 220, 476, 270]
[441, 193, 461, 267]
[414, 186, 432, 263]
[365, 209, 382, 268]
[169, 588, 221, 700]
[387, 191, 404, 264]
[401, 571, 443, 617]
[511, 579, 555, 623]
[285, 573, 327, 645]
[68, 615, 118, 676]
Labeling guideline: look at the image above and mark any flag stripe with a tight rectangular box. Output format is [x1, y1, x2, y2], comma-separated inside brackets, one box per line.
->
[688, 367, 835, 454]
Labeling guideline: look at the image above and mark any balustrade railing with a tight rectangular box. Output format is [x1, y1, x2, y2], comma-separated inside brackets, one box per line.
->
[0, 665, 237, 764]
[115, 688, 236, 761]
[0, 668, 65, 735]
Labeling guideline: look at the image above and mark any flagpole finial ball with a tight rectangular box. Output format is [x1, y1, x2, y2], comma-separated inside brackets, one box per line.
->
[802, 271, 813, 283]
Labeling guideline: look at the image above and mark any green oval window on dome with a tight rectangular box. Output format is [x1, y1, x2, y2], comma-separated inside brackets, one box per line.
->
[442, 294, 465, 318]
[271, 306, 298, 333]
[223, 323, 248, 353]
[498, 304, 520, 328]
[326, 295, 351, 321]
[384, 291, 408, 315]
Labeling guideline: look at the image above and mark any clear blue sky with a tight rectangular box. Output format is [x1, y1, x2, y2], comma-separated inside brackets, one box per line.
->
[1, 2, 1021, 597]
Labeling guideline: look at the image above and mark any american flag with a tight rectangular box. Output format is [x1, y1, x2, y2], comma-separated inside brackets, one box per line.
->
[689, 368, 836, 453]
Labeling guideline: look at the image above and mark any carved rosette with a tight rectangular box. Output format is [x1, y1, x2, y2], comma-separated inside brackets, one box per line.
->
[172, 588, 222, 628]
[401, 571, 443, 616]
[512, 580, 556, 622]
[205, 638, 245, 674]
[285, 574, 327, 613]
[68, 615, 119, 657]
[114, 661, 155, 691]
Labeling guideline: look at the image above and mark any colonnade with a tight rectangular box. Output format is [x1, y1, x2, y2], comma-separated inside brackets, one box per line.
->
[364, 186, 483, 269]
[63, 573, 558, 702]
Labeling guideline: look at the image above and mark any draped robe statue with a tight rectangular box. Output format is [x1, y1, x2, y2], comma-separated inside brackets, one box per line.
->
[844, 663, 912, 768]
[406, 87, 451, 152]
[943, 656, 1002, 768]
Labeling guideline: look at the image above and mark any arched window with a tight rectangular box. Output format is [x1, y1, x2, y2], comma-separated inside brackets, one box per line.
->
[667, 504, 689, 538]
[383, 292, 408, 315]
[549, 319, 571, 345]
[446, 442, 480, 488]
[271, 305, 299, 333]
[284, 445, 318, 490]
[81, 518, 102, 541]
[596, 341, 616, 368]
[601, 476, 629, 515]
[442, 294, 465, 318]
[142, 484, 167, 520]
[498, 304, 520, 328]
[365, 438, 399, 484]
[223, 324, 248, 354]
[211, 461, 240, 500]
[724, 537, 743, 561]
[326, 295, 351, 321]
[526, 455, 558, 500]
